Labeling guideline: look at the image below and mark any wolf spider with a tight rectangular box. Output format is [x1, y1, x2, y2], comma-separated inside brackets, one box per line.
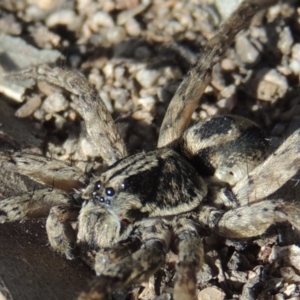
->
[1, 0, 300, 299]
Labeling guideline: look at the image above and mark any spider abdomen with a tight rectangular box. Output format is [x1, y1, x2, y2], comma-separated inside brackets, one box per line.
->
[178, 115, 269, 186]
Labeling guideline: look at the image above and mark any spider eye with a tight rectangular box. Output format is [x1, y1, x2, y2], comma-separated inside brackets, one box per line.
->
[105, 187, 115, 197]
[121, 181, 127, 189]
[95, 181, 101, 190]
[100, 196, 105, 203]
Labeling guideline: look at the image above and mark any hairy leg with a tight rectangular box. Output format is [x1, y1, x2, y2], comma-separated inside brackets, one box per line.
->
[0, 189, 71, 223]
[78, 219, 170, 300]
[233, 129, 300, 206]
[173, 218, 203, 300]
[7, 66, 127, 164]
[216, 200, 300, 239]
[158, 0, 277, 147]
[46, 205, 80, 259]
[0, 151, 87, 192]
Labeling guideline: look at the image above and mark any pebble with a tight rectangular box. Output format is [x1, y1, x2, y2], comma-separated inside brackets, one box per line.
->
[80, 137, 97, 157]
[136, 68, 161, 89]
[221, 58, 236, 71]
[137, 95, 155, 112]
[15, 94, 42, 118]
[90, 11, 115, 30]
[291, 43, 300, 61]
[42, 93, 69, 114]
[197, 287, 226, 300]
[0, 34, 61, 102]
[106, 26, 126, 43]
[289, 59, 300, 75]
[283, 284, 297, 297]
[235, 35, 260, 65]
[277, 26, 294, 55]
[255, 68, 288, 102]
[117, 2, 149, 25]
[215, 0, 243, 20]
[46, 9, 81, 31]
[125, 18, 141, 36]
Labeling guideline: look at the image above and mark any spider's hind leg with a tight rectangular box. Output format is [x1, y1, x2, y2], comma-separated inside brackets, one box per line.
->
[216, 200, 300, 239]
[233, 128, 300, 206]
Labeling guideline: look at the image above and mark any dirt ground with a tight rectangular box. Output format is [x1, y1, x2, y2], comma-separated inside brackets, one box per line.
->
[0, 0, 300, 299]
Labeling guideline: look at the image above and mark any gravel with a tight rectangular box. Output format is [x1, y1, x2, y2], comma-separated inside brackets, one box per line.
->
[1, 0, 300, 299]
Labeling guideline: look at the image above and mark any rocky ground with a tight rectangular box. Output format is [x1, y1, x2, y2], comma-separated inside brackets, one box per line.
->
[0, 0, 300, 299]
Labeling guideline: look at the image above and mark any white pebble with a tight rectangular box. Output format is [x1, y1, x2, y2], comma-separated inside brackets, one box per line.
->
[235, 35, 260, 65]
[277, 26, 294, 55]
[90, 11, 114, 30]
[136, 68, 161, 89]
[42, 93, 69, 113]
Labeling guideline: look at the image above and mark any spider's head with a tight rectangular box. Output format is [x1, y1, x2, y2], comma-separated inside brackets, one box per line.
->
[82, 148, 207, 227]
[77, 198, 134, 249]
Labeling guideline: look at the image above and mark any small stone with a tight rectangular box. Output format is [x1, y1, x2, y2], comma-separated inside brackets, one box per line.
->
[15, 95, 42, 118]
[106, 27, 126, 43]
[0, 34, 61, 102]
[125, 18, 141, 36]
[283, 284, 296, 297]
[114, 66, 126, 82]
[291, 44, 300, 61]
[136, 68, 161, 89]
[103, 63, 114, 79]
[255, 68, 288, 102]
[277, 26, 294, 55]
[280, 266, 300, 283]
[290, 59, 300, 75]
[197, 287, 226, 300]
[137, 95, 155, 112]
[215, 0, 243, 20]
[80, 137, 97, 157]
[117, 2, 149, 25]
[90, 11, 115, 30]
[221, 58, 236, 71]
[42, 93, 69, 114]
[46, 9, 81, 31]
[235, 35, 260, 65]
[274, 293, 285, 300]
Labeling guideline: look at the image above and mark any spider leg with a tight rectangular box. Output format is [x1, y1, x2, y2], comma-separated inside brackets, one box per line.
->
[216, 200, 300, 239]
[0, 189, 71, 223]
[0, 151, 87, 192]
[158, 0, 276, 147]
[233, 129, 300, 206]
[46, 205, 80, 259]
[7, 65, 127, 164]
[173, 218, 203, 300]
[78, 219, 170, 300]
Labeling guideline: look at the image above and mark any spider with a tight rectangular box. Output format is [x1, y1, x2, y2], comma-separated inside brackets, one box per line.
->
[1, 0, 300, 299]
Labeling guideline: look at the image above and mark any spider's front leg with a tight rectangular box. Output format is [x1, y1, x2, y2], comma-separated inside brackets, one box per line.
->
[46, 205, 80, 260]
[8, 65, 127, 165]
[0, 151, 87, 192]
[0, 189, 72, 223]
[78, 219, 170, 300]
[173, 218, 203, 300]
